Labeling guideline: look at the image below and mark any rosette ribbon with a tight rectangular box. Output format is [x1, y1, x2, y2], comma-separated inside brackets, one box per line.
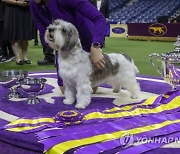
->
[54, 110, 83, 126]
[3, 110, 84, 133]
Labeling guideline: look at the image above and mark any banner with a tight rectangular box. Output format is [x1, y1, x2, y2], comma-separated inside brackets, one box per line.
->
[128, 23, 180, 41]
[110, 24, 127, 37]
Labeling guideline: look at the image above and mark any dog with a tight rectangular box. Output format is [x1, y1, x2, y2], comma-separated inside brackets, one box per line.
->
[45, 19, 140, 109]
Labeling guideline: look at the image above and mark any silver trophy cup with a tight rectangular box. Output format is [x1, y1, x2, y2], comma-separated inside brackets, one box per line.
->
[20, 77, 47, 104]
[0, 70, 28, 98]
[149, 36, 180, 90]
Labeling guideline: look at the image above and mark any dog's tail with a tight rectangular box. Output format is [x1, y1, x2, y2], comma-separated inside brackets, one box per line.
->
[132, 60, 139, 74]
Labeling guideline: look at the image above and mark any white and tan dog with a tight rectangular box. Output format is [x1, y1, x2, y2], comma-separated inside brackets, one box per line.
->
[45, 19, 140, 109]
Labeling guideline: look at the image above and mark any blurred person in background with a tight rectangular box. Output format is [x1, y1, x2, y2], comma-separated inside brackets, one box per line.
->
[37, 45, 54, 65]
[33, 24, 55, 66]
[90, 0, 109, 21]
[90, 0, 110, 46]
[2, 0, 36, 65]
[0, 0, 15, 63]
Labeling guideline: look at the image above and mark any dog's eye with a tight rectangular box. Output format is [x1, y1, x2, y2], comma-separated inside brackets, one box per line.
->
[62, 28, 66, 33]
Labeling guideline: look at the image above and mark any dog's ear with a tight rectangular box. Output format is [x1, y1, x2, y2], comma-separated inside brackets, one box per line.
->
[61, 25, 78, 52]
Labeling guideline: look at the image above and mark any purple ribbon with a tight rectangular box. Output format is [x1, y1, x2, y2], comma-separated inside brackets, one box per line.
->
[3, 110, 84, 133]
[35, 91, 180, 141]
[3, 91, 180, 153]
[119, 132, 180, 154]
[72, 113, 180, 154]
[4, 91, 180, 134]
[39, 112, 180, 152]
[74, 121, 180, 154]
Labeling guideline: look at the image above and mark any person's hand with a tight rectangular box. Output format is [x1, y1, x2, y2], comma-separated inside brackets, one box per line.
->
[90, 46, 105, 69]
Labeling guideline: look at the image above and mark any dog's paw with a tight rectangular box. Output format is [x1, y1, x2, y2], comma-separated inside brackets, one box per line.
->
[63, 99, 74, 105]
[131, 94, 138, 99]
[75, 103, 86, 109]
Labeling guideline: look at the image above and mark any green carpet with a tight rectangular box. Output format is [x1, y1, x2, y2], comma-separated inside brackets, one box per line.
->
[0, 37, 174, 76]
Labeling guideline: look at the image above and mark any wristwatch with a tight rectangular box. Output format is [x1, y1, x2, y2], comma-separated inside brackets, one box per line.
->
[92, 42, 102, 48]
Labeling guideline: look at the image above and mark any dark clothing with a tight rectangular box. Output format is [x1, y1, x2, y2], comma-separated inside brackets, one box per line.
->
[30, 0, 106, 52]
[0, 0, 5, 23]
[90, 0, 109, 18]
[0, 40, 14, 58]
[90, 0, 110, 38]
[3, 5, 35, 41]
[42, 45, 54, 62]
[0, 0, 14, 58]
[0, 0, 5, 44]
[34, 25, 39, 45]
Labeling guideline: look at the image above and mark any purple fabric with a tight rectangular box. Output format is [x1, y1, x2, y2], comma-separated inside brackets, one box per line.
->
[48, 112, 180, 154]
[55, 51, 63, 86]
[169, 64, 180, 80]
[0, 72, 179, 154]
[0, 82, 54, 99]
[5, 90, 180, 135]
[0, 119, 9, 128]
[0, 141, 42, 154]
[0, 79, 17, 89]
[137, 78, 172, 94]
[0, 94, 114, 152]
[145, 148, 180, 154]
[119, 132, 180, 154]
[105, 23, 110, 37]
[39, 112, 180, 152]
[75, 131, 180, 154]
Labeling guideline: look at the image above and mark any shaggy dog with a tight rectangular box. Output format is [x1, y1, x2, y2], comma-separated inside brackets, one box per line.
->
[45, 19, 140, 109]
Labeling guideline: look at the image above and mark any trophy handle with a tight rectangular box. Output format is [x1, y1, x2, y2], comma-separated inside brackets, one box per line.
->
[149, 53, 162, 75]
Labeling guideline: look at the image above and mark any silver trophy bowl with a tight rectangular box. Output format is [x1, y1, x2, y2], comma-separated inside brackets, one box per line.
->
[0, 70, 28, 98]
[20, 77, 47, 104]
[149, 36, 180, 91]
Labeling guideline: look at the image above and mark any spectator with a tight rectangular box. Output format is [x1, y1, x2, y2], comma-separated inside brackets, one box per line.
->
[90, 0, 110, 45]
[0, 0, 14, 63]
[90, 0, 109, 21]
[30, 0, 106, 93]
[3, 0, 36, 65]
[34, 24, 55, 66]
[37, 44, 54, 65]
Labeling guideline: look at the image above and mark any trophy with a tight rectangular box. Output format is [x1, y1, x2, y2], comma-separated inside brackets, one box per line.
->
[20, 77, 47, 104]
[149, 36, 180, 90]
[0, 70, 28, 98]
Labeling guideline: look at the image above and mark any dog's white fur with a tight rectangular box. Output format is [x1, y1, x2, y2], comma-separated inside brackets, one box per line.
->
[45, 19, 140, 109]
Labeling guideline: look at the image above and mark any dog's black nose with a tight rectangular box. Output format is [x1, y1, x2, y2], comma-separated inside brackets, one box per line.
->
[48, 28, 54, 33]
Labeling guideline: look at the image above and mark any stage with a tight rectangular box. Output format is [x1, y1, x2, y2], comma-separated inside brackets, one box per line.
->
[0, 71, 180, 154]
